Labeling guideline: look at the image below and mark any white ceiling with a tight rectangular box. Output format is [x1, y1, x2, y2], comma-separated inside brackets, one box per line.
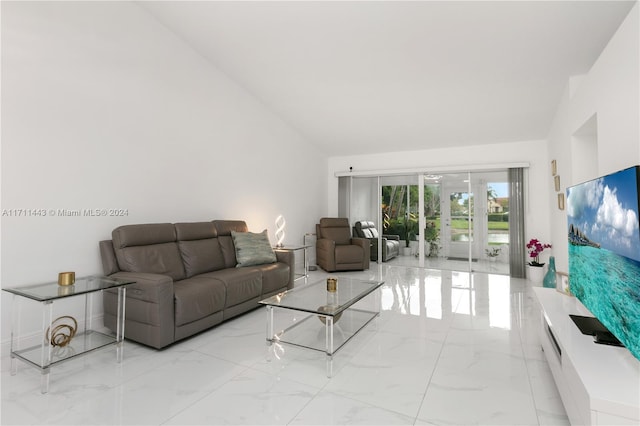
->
[139, 1, 636, 156]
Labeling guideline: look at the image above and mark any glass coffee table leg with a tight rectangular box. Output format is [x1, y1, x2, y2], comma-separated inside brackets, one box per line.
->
[266, 306, 274, 362]
[325, 316, 334, 378]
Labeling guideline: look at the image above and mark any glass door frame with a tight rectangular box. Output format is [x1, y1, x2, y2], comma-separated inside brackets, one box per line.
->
[339, 167, 516, 275]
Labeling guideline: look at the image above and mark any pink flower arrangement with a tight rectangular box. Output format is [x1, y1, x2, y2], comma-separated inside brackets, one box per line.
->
[527, 238, 551, 266]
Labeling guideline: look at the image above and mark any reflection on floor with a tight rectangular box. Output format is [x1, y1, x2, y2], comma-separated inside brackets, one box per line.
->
[1, 266, 568, 425]
[386, 253, 510, 275]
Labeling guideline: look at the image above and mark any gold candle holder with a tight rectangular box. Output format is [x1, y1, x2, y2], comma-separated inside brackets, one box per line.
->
[58, 272, 75, 286]
[326, 277, 337, 293]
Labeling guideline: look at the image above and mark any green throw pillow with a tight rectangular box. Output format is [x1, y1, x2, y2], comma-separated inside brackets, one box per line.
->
[231, 229, 277, 267]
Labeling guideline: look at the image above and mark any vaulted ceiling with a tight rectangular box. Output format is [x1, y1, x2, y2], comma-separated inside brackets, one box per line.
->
[139, 1, 636, 156]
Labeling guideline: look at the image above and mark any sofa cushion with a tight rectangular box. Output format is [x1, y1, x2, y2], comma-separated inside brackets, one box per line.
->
[231, 230, 277, 267]
[116, 244, 186, 281]
[175, 222, 225, 277]
[113, 223, 176, 248]
[213, 220, 249, 268]
[178, 239, 225, 277]
[248, 262, 290, 295]
[202, 268, 262, 308]
[175, 222, 217, 241]
[112, 223, 186, 281]
[173, 277, 226, 327]
[335, 244, 366, 263]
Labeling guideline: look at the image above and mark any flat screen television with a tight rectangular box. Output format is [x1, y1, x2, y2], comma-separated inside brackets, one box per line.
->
[566, 165, 640, 361]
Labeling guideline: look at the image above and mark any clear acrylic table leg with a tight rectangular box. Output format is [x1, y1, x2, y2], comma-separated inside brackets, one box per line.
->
[40, 300, 53, 394]
[325, 315, 334, 378]
[115, 287, 127, 363]
[10, 294, 19, 376]
[265, 306, 274, 362]
[41, 368, 51, 394]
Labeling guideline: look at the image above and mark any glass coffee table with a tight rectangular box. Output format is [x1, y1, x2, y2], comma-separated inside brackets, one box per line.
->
[259, 277, 384, 377]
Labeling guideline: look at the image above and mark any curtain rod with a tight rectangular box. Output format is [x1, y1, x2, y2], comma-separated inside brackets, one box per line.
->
[334, 162, 530, 177]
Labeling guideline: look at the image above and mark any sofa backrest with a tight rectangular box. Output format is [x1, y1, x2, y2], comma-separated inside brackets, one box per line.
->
[318, 217, 352, 245]
[354, 221, 379, 239]
[213, 220, 248, 268]
[112, 223, 186, 281]
[106, 220, 253, 279]
[175, 222, 226, 278]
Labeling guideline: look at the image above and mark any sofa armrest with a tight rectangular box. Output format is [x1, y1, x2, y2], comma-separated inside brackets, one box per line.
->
[316, 238, 337, 271]
[99, 240, 120, 276]
[109, 272, 173, 304]
[275, 250, 295, 289]
[350, 237, 371, 269]
[317, 238, 336, 251]
[104, 271, 175, 349]
[383, 234, 400, 241]
[351, 237, 368, 248]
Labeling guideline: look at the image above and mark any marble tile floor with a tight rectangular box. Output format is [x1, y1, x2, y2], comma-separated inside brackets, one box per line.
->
[1, 265, 569, 425]
[385, 254, 510, 276]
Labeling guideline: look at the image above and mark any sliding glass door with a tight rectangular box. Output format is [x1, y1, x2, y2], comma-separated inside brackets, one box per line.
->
[380, 175, 419, 257]
[340, 170, 511, 275]
[441, 173, 477, 261]
[423, 177, 441, 259]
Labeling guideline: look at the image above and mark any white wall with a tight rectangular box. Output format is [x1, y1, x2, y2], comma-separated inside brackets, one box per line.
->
[547, 3, 640, 273]
[0, 2, 326, 346]
[328, 139, 552, 251]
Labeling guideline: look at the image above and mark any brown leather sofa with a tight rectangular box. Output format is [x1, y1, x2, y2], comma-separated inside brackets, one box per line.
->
[353, 221, 400, 262]
[99, 220, 294, 349]
[315, 217, 370, 272]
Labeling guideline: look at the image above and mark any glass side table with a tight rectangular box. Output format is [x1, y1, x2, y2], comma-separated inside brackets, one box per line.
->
[3, 275, 135, 393]
[273, 245, 310, 282]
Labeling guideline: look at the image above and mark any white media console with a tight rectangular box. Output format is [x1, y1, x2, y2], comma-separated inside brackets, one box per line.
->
[533, 288, 640, 425]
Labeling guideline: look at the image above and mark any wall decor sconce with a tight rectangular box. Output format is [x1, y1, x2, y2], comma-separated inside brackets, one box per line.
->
[558, 193, 565, 210]
[551, 159, 557, 176]
[554, 175, 561, 192]
[275, 215, 286, 247]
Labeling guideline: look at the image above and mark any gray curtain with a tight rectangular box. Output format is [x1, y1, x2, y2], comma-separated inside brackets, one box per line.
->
[338, 176, 351, 218]
[509, 168, 526, 278]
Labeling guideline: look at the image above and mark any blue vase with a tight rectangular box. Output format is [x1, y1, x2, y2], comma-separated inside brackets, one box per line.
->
[543, 256, 557, 288]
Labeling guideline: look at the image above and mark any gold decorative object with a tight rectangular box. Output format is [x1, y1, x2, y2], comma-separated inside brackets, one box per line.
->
[558, 193, 565, 210]
[317, 305, 342, 325]
[326, 277, 337, 293]
[58, 272, 75, 286]
[551, 160, 557, 176]
[554, 175, 561, 191]
[45, 316, 77, 347]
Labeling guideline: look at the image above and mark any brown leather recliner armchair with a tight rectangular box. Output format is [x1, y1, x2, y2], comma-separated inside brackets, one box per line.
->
[354, 221, 400, 262]
[316, 217, 370, 272]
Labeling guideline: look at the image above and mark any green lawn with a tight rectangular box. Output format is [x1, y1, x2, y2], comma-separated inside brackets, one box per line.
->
[393, 218, 509, 235]
[450, 220, 508, 231]
[488, 221, 509, 230]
